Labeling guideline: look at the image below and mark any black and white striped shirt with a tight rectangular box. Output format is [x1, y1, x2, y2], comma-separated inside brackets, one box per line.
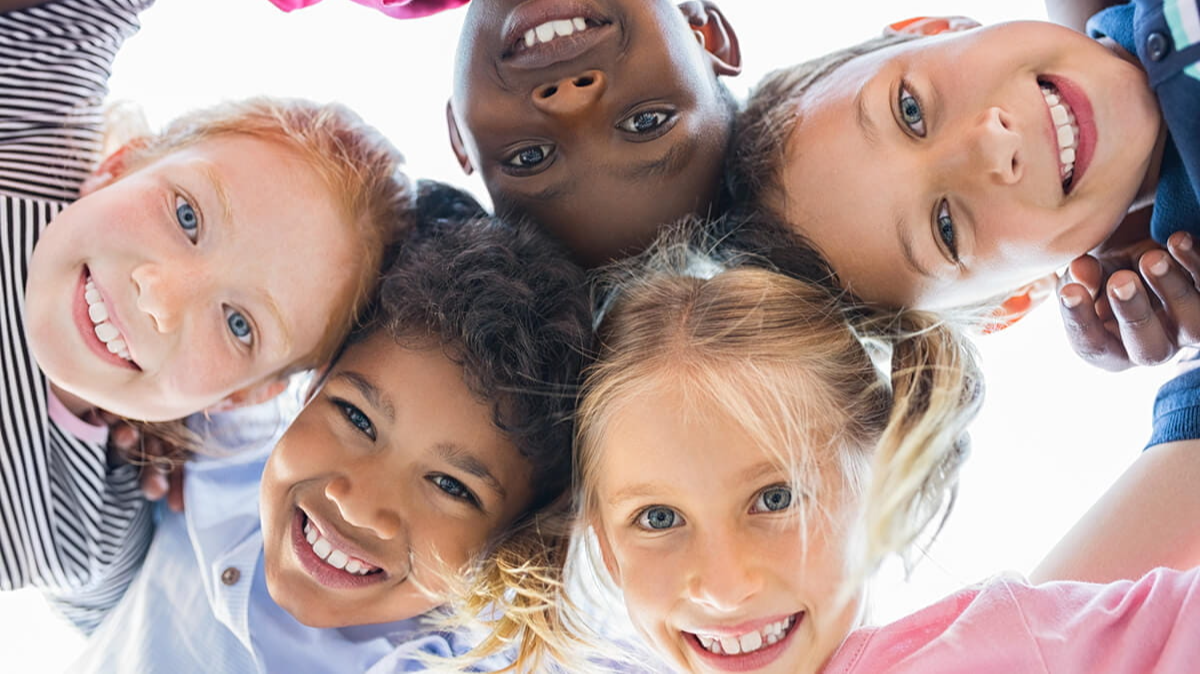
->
[1, 0, 154, 633]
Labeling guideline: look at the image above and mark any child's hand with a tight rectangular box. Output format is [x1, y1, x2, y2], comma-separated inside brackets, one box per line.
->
[1059, 232, 1200, 371]
[88, 410, 187, 512]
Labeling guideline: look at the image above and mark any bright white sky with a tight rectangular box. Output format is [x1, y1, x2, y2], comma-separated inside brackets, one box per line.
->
[0, 0, 1175, 672]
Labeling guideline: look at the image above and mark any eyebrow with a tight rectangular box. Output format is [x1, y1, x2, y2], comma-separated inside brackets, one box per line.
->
[896, 215, 934, 279]
[617, 135, 697, 182]
[333, 370, 396, 422]
[854, 86, 880, 147]
[435, 442, 507, 500]
[607, 461, 785, 506]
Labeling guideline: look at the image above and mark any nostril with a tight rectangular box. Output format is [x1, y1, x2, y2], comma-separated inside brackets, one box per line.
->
[539, 85, 558, 99]
[574, 75, 594, 87]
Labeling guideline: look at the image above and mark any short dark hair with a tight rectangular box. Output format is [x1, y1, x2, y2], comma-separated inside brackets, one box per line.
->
[359, 181, 593, 508]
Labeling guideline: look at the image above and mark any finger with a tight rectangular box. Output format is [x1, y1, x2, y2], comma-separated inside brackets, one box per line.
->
[1065, 255, 1105, 296]
[1168, 231, 1200, 288]
[1141, 249, 1200, 346]
[109, 422, 140, 454]
[140, 468, 169, 502]
[1108, 270, 1174, 366]
[1059, 281, 1130, 371]
[166, 469, 185, 513]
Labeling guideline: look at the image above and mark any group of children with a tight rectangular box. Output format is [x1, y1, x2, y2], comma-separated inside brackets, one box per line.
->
[2, 0, 1200, 672]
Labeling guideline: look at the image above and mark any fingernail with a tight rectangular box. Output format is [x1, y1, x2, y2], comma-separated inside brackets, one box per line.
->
[1150, 255, 1170, 277]
[1181, 234, 1194, 251]
[1060, 292, 1082, 309]
[1112, 281, 1137, 302]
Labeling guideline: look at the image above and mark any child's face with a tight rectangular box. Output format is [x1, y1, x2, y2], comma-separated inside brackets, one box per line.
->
[259, 334, 535, 628]
[592, 386, 861, 674]
[449, 0, 737, 265]
[24, 136, 358, 421]
[775, 22, 1160, 309]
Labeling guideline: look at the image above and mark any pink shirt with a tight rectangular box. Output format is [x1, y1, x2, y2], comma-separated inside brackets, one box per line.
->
[265, 0, 468, 19]
[824, 567, 1200, 673]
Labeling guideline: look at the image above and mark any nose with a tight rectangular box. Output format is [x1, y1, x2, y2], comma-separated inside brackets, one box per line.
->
[531, 70, 606, 118]
[685, 529, 763, 612]
[132, 261, 202, 334]
[970, 106, 1022, 185]
[325, 476, 404, 540]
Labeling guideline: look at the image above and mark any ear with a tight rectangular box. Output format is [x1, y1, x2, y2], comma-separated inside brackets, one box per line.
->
[206, 377, 291, 414]
[79, 138, 149, 197]
[445, 100, 475, 176]
[982, 273, 1057, 334]
[885, 15, 981, 37]
[591, 521, 623, 586]
[678, 1, 741, 77]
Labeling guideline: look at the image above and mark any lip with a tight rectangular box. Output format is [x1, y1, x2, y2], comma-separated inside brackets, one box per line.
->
[500, 0, 617, 70]
[291, 507, 392, 590]
[683, 612, 804, 672]
[1040, 75, 1096, 195]
[73, 267, 140, 371]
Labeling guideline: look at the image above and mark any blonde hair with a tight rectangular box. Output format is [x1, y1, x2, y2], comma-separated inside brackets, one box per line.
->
[445, 216, 983, 671]
[106, 98, 413, 459]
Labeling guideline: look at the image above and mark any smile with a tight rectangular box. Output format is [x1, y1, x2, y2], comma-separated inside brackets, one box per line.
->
[74, 268, 140, 371]
[684, 611, 803, 671]
[1039, 81, 1079, 191]
[501, 0, 615, 68]
[1037, 75, 1096, 196]
[84, 275, 132, 361]
[303, 518, 381, 576]
[291, 508, 391, 590]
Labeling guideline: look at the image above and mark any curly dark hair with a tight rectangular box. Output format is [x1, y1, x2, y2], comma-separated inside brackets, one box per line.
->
[356, 181, 593, 509]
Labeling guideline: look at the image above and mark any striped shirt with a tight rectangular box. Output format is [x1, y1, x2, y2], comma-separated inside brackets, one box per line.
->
[1, 0, 154, 633]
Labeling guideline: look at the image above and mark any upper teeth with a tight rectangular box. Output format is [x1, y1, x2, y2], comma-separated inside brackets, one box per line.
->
[523, 17, 590, 47]
[1040, 83, 1078, 183]
[695, 615, 796, 656]
[85, 278, 131, 361]
[303, 519, 379, 576]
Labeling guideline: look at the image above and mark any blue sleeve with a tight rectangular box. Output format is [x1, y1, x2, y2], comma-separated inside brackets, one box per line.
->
[1147, 366, 1200, 447]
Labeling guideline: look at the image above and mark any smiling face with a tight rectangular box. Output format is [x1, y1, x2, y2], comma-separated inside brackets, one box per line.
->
[259, 334, 535, 628]
[24, 135, 358, 421]
[775, 22, 1161, 309]
[592, 383, 862, 674]
[449, 0, 739, 266]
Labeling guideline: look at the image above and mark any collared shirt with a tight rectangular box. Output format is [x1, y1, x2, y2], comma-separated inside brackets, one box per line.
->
[73, 403, 489, 673]
[1090, 0, 1200, 244]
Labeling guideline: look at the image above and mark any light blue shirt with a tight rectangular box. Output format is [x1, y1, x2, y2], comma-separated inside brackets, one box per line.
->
[72, 401, 488, 673]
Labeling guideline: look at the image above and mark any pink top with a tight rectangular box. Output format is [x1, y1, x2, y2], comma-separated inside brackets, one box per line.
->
[265, 0, 468, 19]
[824, 567, 1200, 673]
[47, 387, 108, 445]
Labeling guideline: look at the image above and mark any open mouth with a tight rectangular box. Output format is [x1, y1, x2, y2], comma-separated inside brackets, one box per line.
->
[1037, 76, 1094, 196]
[291, 508, 390, 589]
[75, 267, 140, 370]
[501, 1, 615, 68]
[684, 612, 803, 670]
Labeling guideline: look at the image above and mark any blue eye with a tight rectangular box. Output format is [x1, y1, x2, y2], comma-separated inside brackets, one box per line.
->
[333, 398, 375, 440]
[898, 84, 926, 137]
[936, 199, 959, 261]
[505, 144, 553, 170]
[752, 486, 794, 513]
[430, 474, 480, 507]
[619, 110, 672, 135]
[175, 196, 199, 241]
[224, 307, 253, 345]
[637, 506, 682, 531]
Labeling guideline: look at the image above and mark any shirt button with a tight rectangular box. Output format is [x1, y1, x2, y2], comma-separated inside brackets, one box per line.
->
[1147, 31, 1170, 61]
[220, 567, 241, 586]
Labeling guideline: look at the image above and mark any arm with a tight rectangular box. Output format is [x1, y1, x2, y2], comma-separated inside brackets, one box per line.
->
[1044, 0, 1126, 32]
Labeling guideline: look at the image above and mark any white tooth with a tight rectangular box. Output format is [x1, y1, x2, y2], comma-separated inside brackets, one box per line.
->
[1060, 147, 1075, 164]
[106, 338, 126, 354]
[766, 632, 780, 645]
[720, 636, 740, 655]
[327, 549, 348, 570]
[553, 19, 574, 36]
[784, 616, 794, 629]
[305, 528, 317, 544]
[710, 640, 723, 655]
[1050, 104, 1069, 126]
[1056, 124, 1075, 149]
[572, 17, 586, 31]
[88, 301, 108, 323]
[535, 23, 556, 42]
[524, 29, 535, 47]
[1043, 92, 1060, 106]
[94, 322, 120, 342]
[740, 631, 763, 653]
[85, 288, 102, 304]
[346, 560, 362, 574]
[312, 537, 332, 560]
[118, 350, 130, 360]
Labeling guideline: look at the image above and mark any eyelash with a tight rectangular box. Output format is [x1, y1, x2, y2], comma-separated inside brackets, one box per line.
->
[331, 397, 376, 441]
[502, 144, 554, 174]
[897, 80, 927, 138]
[935, 199, 959, 262]
[617, 109, 676, 139]
[175, 194, 200, 243]
[428, 474, 482, 509]
[635, 505, 683, 531]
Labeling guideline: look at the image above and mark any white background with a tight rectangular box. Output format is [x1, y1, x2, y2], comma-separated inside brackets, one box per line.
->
[0, 0, 1172, 671]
